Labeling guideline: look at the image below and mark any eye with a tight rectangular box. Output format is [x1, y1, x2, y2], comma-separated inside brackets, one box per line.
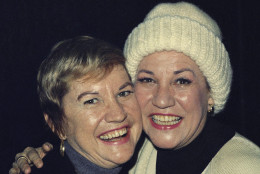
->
[84, 98, 98, 105]
[175, 78, 192, 85]
[118, 90, 133, 97]
[137, 77, 155, 83]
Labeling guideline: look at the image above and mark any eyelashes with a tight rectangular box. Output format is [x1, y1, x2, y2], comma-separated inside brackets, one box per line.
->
[137, 77, 192, 85]
[84, 98, 98, 105]
[137, 77, 155, 83]
[175, 78, 192, 85]
[117, 90, 134, 97]
[83, 90, 134, 105]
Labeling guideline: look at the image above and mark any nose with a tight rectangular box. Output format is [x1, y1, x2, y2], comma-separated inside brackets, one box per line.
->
[152, 85, 175, 109]
[104, 99, 127, 123]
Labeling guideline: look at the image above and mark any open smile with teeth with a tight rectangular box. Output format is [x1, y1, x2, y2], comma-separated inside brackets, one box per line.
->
[152, 115, 182, 125]
[99, 128, 128, 141]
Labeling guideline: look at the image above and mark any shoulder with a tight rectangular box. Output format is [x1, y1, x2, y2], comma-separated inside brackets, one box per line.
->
[137, 137, 157, 160]
[219, 133, 260, 160]
[128, 137, 157, 174]
[31, 145, 76, 174]
[205, 133, 260, 173]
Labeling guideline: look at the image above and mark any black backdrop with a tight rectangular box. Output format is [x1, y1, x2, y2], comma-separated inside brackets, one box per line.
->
[1, 0, 260, 172]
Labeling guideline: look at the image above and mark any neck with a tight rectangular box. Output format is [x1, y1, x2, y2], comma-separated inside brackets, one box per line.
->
[64, 141, 122, 174]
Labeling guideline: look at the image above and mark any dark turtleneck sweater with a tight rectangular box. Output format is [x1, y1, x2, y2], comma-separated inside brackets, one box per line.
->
[156, 117, 235, 174]
[65, 141, 122, 174]
[31, 140, 122, 174]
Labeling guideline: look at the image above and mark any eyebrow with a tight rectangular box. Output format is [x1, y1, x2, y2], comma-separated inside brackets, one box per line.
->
[138, 68, 195, 76]
[174, 68, 196, 77]
[77, 91, 99, 101]
[137, 69, 154, 75]
[119, 81, 134, 90]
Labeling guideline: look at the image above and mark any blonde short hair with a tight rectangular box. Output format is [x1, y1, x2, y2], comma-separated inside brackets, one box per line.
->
[37, 36, 125, 136]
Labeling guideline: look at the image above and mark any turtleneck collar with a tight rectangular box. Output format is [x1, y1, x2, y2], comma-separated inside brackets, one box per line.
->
[156, 117, 235, 174]
[64, 141, 122, 174]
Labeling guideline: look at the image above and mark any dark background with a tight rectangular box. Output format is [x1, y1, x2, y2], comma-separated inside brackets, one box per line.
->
[1, 0, 260, 172]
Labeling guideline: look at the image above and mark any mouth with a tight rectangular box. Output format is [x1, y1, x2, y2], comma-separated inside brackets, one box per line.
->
[150, 114, 182, 130]
[99, 127, 129, 143]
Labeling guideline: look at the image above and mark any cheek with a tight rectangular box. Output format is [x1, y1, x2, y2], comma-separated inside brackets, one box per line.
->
[177, 88, 208, 113]
[135, 85, 152, 109]
[178, 92, 197, 109]
[124, 99, 142, 125]
[65, 110, 101, 137]
[135, 87, 149, 128]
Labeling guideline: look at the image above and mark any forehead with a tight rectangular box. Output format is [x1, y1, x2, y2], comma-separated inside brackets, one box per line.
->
[138, 50, 202, 74]
[69, 65, 130, 91]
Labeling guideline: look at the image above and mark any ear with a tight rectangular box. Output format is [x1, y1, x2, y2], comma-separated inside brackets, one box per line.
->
[44, 113, 55, 132]
[207, 97, 214, 111]
[44, 113, 67, 140]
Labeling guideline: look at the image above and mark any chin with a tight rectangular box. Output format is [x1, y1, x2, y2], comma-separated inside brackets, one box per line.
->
[148, 133, 180, 149]
[110, 148, 134, 165]
[109, 156, 131, 168]
[153, 140, 177, 149]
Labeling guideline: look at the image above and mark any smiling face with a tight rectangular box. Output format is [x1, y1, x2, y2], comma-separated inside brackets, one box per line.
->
[135, 51, 214, 149]
[59, 65, 142, 168]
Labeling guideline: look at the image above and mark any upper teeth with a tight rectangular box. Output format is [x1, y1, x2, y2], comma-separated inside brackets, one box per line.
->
[100, 128, 127, 140]
[152, 115, 181, 125]
[152, 115, 181, 122]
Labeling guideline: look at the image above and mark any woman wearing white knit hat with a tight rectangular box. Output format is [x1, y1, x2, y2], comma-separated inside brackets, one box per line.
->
[123, 2, 260, 174]
[9, 2, 260, 174]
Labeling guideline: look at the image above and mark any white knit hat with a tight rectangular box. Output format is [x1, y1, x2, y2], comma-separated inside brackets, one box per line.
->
[124, 2, 232, 114]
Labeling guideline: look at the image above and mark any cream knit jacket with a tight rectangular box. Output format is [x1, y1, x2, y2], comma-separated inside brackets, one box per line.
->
[129, 133, 260, 174]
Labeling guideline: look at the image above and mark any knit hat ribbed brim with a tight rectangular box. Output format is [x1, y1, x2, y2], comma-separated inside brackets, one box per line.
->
[124, 2, 232, 114]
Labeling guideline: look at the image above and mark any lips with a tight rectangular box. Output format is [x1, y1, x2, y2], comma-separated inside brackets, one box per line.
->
[150, 114, 182, 130]
[98, 126, 130, 145]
